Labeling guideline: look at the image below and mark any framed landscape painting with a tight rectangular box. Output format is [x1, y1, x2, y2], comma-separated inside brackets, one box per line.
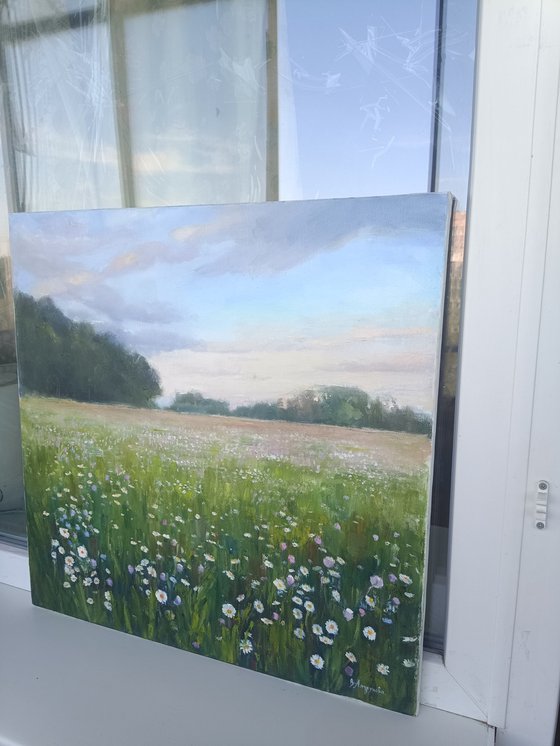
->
[10, 194, 452, 715]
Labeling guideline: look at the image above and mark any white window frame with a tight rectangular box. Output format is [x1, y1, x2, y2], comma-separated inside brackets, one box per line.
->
[1, 0, 558, 738]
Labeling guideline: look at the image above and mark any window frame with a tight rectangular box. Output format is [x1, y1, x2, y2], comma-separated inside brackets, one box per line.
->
[0, 0, 557, 732]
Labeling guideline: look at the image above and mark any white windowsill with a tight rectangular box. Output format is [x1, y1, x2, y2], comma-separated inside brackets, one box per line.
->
[0, 543, 487, 724]
[0, 542, 30, 591]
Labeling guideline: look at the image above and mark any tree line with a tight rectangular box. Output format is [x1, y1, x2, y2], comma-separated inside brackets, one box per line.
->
[14, 292, 161, 407]
[169, 386, 432, 435]
[13, 292, 432, 435]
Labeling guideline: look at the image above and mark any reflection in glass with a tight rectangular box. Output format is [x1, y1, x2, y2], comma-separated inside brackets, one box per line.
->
[279, 0, 438, 200]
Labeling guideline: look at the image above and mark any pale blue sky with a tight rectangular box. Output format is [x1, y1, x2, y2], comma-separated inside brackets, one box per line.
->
[11, 194, 450, 410]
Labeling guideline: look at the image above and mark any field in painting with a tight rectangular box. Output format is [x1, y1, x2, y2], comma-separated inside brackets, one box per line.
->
[23, 396, 430, 715]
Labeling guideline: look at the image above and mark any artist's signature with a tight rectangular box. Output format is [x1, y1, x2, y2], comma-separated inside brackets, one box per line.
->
[349, 678, 384, 696]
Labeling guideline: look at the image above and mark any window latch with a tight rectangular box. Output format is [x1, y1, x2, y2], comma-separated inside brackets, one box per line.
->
[536, 480, 549, 529]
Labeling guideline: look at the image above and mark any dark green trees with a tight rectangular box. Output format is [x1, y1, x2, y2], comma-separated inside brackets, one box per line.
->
[168, 391, 230, 416]
[280, 386, 432, 434]
[14, 292, 161, 407]
[168, 385, 432, 435]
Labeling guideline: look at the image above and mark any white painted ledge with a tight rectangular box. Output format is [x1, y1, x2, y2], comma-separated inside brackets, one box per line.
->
[0, 543, 29, 590]
[0, 546, 491, 746]
[0, 581, 494, 746]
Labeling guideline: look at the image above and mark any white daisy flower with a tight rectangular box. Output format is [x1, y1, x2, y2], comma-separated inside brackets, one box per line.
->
[273, 578, 286, 592]
[253, 600, 264, 613]
[363, 626, 377, 641]
[239, 639, 253, 654]
[377, 663, 390, 675]
[304, 600, 315, 613]
[293, 608, 303, 620]
[155, 589, 168, 604]
[325, 620, 339, 635]
[294, 628, 305, 640]
[310, 654, 324, 670]
[222, 603, 236, 618]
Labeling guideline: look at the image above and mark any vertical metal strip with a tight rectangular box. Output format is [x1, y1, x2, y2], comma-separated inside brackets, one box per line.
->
[108, 5, 136, 208]
[266, 0, 279, 202]
[429, 0, 447, 193]
[0, 38, 23, 212]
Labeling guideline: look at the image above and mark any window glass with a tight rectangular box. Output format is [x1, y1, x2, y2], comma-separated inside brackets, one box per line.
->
[0, 0, 477, 653]
[0, 1, 95, 27]
[279, 0, 439, 200]
[123, 1, 268, 206]
[2, 18, 120, 211]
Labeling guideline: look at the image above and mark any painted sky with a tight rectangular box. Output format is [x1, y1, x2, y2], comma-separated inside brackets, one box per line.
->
[10, 194, 450, 410]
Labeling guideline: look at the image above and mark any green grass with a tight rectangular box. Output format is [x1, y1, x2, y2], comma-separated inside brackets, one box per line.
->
[22, 396, 429, 715]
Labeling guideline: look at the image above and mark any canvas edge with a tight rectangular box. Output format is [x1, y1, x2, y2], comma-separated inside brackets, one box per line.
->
[414, 192, 456, 715]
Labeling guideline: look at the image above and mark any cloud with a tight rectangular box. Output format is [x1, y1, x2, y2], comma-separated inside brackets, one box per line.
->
[172, 194, 449, 277]
[9, 195, 448, 366]
[11, 194, 448, 290]
[328, 352, 434, 375]
[151, 322, 438, 410]
[96, 325, 203, 357]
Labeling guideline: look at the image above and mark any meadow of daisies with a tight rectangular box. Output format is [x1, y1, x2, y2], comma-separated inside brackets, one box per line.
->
[22, 395, 430, 715]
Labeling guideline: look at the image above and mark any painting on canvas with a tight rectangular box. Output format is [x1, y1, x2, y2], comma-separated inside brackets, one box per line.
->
[10, 194, 451, 715]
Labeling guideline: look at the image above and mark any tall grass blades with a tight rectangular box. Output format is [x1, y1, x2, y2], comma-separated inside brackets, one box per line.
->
[23, 396, 428, 715]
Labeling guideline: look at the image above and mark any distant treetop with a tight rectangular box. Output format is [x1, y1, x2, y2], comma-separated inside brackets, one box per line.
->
[169, 385, 432, 436]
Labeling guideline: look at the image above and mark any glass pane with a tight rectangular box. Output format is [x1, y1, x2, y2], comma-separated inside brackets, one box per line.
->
[278, 0, 439, 200]
[0, 140, 25, 542]
[0, 0, 478, 654]
[2, 15, 120, 211]
[123, 1, 269, 206]
[433, 0, 478, 208]
[1, 1, 95, 27]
